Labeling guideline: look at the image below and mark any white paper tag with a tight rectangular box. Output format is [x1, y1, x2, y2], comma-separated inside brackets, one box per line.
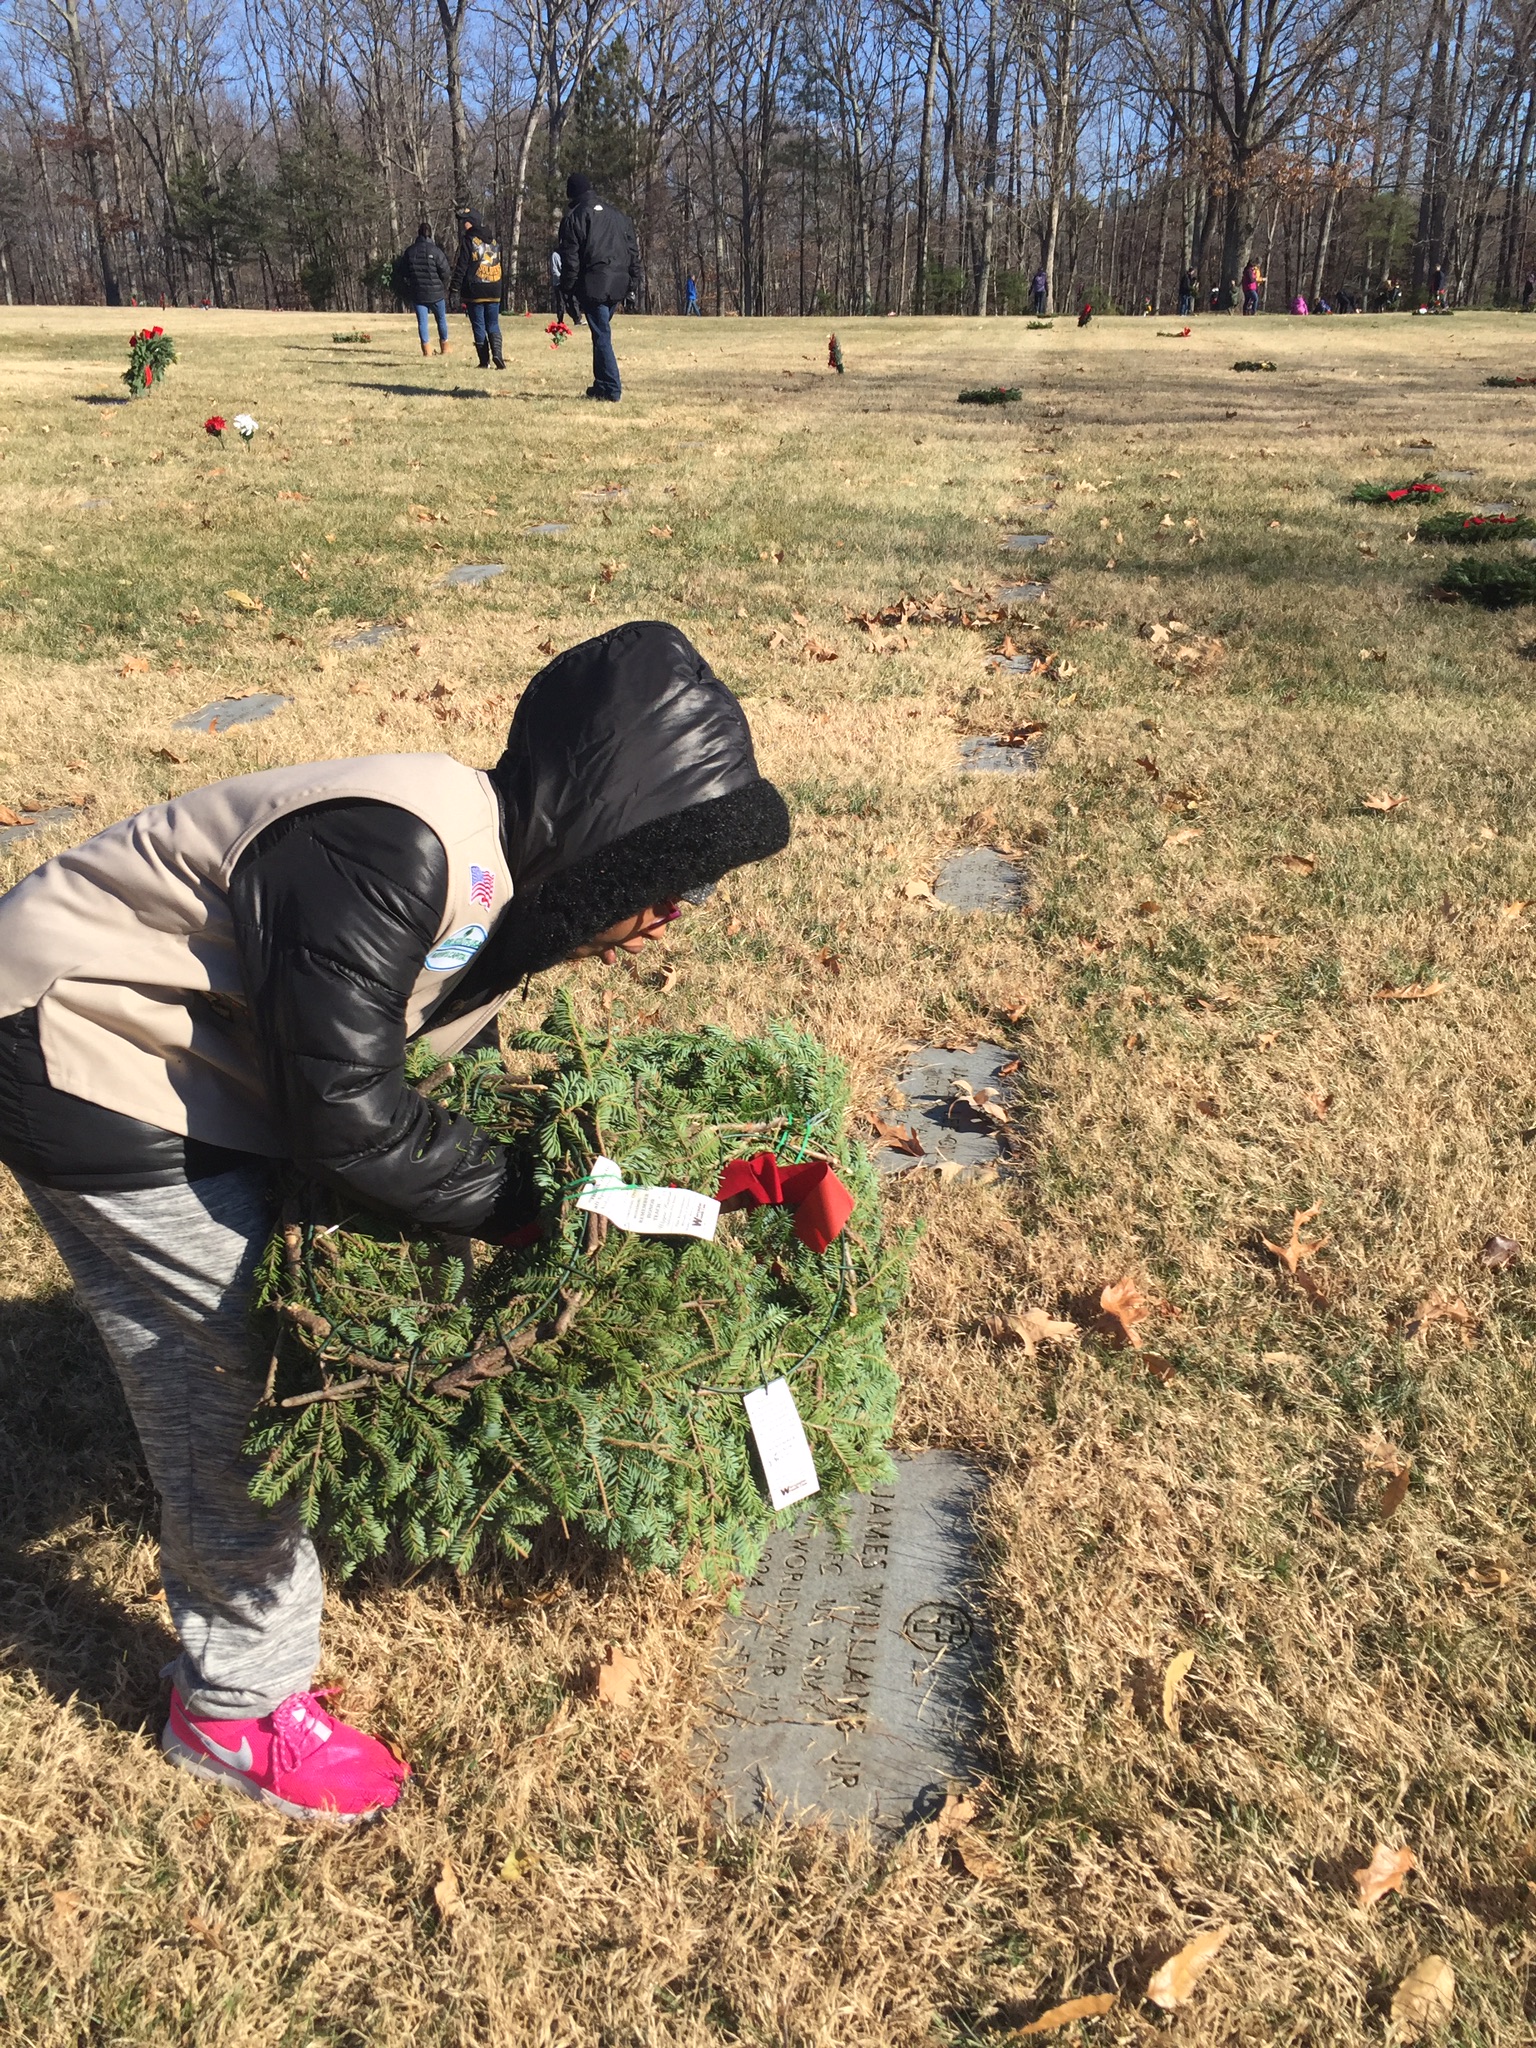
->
[743, 1377, 821, 1512]
[574, 1154, 719, 1241]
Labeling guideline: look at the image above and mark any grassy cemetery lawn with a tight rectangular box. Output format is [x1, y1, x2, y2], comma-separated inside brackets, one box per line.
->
[5, 303, 1536, 2042]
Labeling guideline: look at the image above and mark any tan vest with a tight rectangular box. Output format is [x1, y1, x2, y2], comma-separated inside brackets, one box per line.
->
[0, 754, 511, 1155]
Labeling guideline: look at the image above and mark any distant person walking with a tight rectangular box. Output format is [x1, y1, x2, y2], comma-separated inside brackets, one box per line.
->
[451, 208, 505, 370]
[1242, 261, 1262, 314]
[1178, 266, 1198, 316]
[395, 221, 452, 357]
[1030, 268, 1048, 316]
[1524, 273, 1536, 311]
[684, 273, 700, 315]
[557, 172, 642, 403]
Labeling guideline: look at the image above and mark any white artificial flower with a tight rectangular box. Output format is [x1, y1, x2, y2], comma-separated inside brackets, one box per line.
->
[233, 413, 258, 440]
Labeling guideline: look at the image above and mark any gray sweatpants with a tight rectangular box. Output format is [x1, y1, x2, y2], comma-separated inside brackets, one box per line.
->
[21, 1166, 323, 1719]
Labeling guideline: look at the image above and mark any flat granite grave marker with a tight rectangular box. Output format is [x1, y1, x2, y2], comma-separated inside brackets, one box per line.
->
[872, 1040, 1015, 1176]
[994, 581, 1048, 608]
[1002, 533, 1053, 552]
[332, 624, 404, 650]
[522, 522, 574, 536]
[0, 804, 80, 850]
[440, 562, 505, 585]
[934, 848, 1027, 912]
[960, 734, 1040, 774]
[1434, 469, 1480, 481]
[172, 693, 291, 734]
[711, 1451, 990, 1831]
[1479, 503, 1516, 516]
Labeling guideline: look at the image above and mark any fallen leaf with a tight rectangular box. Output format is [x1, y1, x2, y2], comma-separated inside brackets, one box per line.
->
[1359, 647, 1387, 662]
[536, 637, 557, 655]
[1362, 790, 1408, 813]
[1458, 1558, 1510, 1592]
[817, 947, 841, 977]
[803, 637, 839, 661]
[153, 747, 184, 764]
[1480, 1234, 1522, 1268]
[934, 1791, 979, 1833]
[1135, 900, 1161, 917]
[497, 1848, 523, 1884]
[1097, 1276, 1160, 1350]
[1379, 1465, 1412, 1518]
[980, 1309, 1080, 1356]
[1353, 1842, 1416, 1907]
[1500, 900, 1530, 919]
[1373, 980, 1445, 1001]
[1145, 1925, 1232, 2010]
[433, 1859, 463, 1918]
[1161, 1648, 1195, 1735]
[1164, 827, 1203, 848]
[50, 1889, 83, 1921]
[1263, 1205, 1329, 1277]
[223, 588, 262, 612]
[1276, 852, 1317, 874]
[600, 561, 619, 583]
[118, 654, 150, 674]
[872, 1115, 925, 1156]
[657, 967, 678, 994]
[594, 1643, 641, 1707]
[648, 524, 673, 538]
[1143, 1353, 1178, 1384]
[1303, 1091, 1334, 1121]
[1012, 1993, 1117, 2035]
[1193, 1096, 1221, 1118]
[1390, 1955, 1455, 2041]
[948, 1829, 1006, 1880]
[1404, 1290, 1478, 1344]
[185, 1912, 224, 1949]
[902, 877, 935, 900]
[0, 806, 19, 827]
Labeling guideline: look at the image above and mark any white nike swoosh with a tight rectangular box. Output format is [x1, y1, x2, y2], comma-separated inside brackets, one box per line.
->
[198, 1729, 254, 1772]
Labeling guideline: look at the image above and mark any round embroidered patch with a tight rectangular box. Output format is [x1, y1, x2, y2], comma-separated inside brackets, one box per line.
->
[425, 922, 488, 972]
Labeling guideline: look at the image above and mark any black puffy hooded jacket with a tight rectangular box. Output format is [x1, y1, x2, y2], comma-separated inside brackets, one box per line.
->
[0, 623, 790, 1234]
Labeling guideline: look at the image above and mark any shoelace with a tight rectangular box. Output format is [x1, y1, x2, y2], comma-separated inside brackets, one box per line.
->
[270, 1688, 339, 1775]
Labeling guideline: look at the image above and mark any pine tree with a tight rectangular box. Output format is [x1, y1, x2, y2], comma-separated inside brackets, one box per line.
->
[246, 993, 908, 1584]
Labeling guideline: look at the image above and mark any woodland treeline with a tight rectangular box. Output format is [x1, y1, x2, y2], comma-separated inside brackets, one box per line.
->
[3, 0, 1535, 318]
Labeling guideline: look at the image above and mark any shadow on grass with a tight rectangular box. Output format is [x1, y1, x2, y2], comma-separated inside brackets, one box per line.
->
[0, 1288, 171, 1733]
[345, 380, 569, 403]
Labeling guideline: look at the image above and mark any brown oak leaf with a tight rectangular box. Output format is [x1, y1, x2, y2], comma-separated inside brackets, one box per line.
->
[1353, 1842, 1416, 1907]
[1145, 1925, 1232, 2010]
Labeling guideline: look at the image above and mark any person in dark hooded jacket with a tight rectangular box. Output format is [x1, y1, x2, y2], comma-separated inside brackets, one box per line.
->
[0, 621, 789, 1825]
[556, 173, 641, 401]
[394, 221, 453, 355]
[449, 206, 505, 369]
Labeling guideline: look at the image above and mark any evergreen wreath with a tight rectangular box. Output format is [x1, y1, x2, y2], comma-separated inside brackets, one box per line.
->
[1350, 479, 1445, 504]
[1485, 375, 1536, 387]
[1433, 554, 1536, 607]
[123, 325, 175, 395]
[958, 385, 1024, 405]
[1415, 510, 1536, 542]
[246, 993, 907, 1584]
[1232, 359, 1277, 372]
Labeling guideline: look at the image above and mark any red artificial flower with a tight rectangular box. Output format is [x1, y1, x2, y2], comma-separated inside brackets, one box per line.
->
[152, 325, 163, 336]
[143, 365, 152, 385]
[204, 415, 226, 435]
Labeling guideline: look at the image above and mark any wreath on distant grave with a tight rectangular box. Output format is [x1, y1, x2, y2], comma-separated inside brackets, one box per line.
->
[1233, 359, 1276, 372]
[958, 386, 1023, 405]
[1416, 510, 1536, 542]
[1351, 479, 1445, 504]
[1026, 320, 1054, 330]
[1486, 375, 1536, 388]
[1434, 554, 1536, 607]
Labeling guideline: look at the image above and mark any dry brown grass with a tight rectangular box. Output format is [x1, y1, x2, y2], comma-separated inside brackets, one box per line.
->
[3, 305, 1536, 2043]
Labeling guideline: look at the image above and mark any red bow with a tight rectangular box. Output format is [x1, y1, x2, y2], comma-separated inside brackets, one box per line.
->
[716, 1151, 855, 1253]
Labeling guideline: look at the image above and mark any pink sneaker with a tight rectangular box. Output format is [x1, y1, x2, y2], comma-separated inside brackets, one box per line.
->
[161, 1687, 409, 1823]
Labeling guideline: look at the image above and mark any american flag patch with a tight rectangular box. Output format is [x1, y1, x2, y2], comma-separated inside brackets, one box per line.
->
[468, 864, 496, 908]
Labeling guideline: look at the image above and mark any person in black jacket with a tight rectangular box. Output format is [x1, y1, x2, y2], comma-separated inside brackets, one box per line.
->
[449, 207, 505, 369]
[0, 621, 789, 1823]
[555, 172, 641, 401]
[395, 221, 453, 356]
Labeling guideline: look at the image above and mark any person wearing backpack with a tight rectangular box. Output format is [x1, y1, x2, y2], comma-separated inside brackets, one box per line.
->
[556, 173, 642, 402]
[394, 222, 453, 356]
[450, 208, 505, 370]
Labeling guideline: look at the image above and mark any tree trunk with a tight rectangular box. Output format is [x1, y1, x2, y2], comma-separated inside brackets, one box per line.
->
[913, 2, 940, 310]
[508, 96, 543, 311]
[435, 0, 471, 206]
[51, 0, 121, 303]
